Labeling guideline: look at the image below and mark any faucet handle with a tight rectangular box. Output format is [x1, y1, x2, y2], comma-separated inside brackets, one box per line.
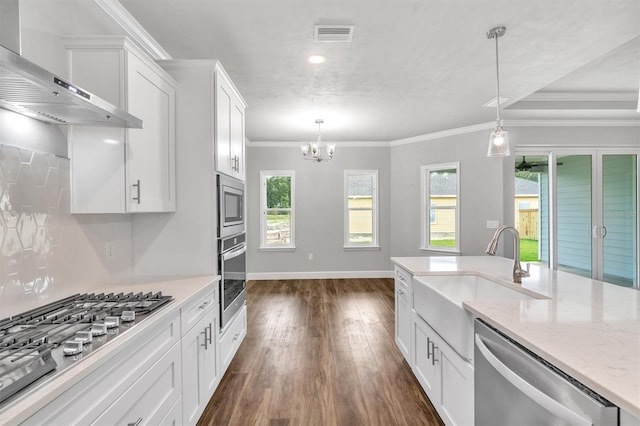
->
[518, 263, 531, 278]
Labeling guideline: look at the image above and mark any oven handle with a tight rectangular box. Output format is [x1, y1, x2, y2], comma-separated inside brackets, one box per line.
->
[474, 334, 591, 426]
[223, 245, 246, 261]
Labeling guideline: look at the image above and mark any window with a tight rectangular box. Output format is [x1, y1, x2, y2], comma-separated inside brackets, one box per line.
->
[421, 162, 460, 252]
[260, 170, 295, 249]
[344, 170, 378, 248]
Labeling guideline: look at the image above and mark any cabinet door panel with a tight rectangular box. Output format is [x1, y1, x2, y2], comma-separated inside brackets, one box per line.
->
[412, 314, 439, 401]
[230, 100, 244, 180]
[127, 53, 176, 212]
[395, 285, 412, 364]
[439, 347, 474, 426]
[181, 306, 219, 426]
[216, 76, 233, 176]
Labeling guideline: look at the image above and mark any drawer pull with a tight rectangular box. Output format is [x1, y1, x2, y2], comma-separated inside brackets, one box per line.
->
[232, 333, 240, 342]
[198, 301, 210, 310]
[397, 289, 404, 295]
[397, 274, 406, 282]
[128, 418, 142, 426]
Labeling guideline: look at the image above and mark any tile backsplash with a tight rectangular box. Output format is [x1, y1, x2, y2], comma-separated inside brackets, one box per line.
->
[0, 144, 132, 318]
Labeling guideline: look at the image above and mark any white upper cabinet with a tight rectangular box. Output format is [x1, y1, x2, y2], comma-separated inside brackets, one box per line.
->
[65, 36, 176, 213]
[214, 67, 246, 181]
[159, 60, 247, 182]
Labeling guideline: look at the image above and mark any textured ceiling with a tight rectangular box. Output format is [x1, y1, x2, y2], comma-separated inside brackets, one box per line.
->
[20, 0, 640, 142]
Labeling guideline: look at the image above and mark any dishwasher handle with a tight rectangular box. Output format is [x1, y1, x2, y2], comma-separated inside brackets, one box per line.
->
[474, 334, 591, 426]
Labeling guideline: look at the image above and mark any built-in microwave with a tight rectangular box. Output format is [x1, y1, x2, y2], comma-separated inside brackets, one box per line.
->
[217, 174, 245, 238]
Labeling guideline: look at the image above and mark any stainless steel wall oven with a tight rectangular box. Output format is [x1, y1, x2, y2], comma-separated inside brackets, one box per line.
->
[218, 232, 247, 329]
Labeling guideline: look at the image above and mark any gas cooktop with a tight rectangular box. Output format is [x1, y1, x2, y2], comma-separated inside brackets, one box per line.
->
[0, 291, 173, 407]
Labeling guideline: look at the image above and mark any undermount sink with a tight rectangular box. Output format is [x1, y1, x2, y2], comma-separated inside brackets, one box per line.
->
[413, 274, 537, 361]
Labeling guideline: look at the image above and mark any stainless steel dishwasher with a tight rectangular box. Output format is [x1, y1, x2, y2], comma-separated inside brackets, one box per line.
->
[474, 319, 618, 426]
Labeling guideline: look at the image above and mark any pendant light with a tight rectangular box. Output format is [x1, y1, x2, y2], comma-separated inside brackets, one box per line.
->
[300, 119, 335, 162]
[486, 26, 510, 157]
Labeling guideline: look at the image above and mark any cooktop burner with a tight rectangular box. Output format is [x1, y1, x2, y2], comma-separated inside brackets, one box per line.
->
[0, 291, 173, 407]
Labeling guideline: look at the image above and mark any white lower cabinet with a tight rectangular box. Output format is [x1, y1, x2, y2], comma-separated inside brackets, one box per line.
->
[395, 279, 412, 364]
[219, 304, 247, 372]
[93, 342, 182, 425]
[412, 310, 474, 426]
[181, 304, 220, 425]
[23, 311, 181, 425]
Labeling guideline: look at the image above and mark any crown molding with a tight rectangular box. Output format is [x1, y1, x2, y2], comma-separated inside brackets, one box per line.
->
[505, 118, 640, 127]
[94, 0, 172, 60]
[246, 140, 391, 148]
[389, 122, 495, 146]
[522, 91, 638, 102]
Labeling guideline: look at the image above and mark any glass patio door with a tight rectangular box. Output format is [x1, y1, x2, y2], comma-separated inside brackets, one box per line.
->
[516, 149, 639, 288]
[599, 154, 638, 287]
[555, 154, 593, 279]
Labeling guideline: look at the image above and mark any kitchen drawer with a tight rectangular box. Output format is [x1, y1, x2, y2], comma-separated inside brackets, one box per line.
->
[159, 396, 182, 426]
[395, 266, 413, 294]
[219, 304, 247, 372]
[24, 312, 180, 426]
[92, 341, 182, 425]
[181, 284, 217, 336]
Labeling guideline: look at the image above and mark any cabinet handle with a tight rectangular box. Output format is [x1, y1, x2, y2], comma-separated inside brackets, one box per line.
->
[207, 323, 213, 345]
[201, 329, 208, 350]
[132, 179, 141, 204]
[427, 337, 431, 359]
[431, 343, 438, 366]
[127, 418, 142, 426]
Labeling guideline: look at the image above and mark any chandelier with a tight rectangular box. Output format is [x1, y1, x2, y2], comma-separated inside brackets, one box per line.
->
[300, 119, 335, 162]
[486, 26, 510, 157]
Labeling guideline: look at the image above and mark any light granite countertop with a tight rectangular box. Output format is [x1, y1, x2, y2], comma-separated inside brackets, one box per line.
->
[0, 275, 218, 425]
[391, 256, 640, 418]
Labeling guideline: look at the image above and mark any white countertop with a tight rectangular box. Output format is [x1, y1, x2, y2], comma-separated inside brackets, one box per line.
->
[391, 256, 640, 417]
[0, 275, 218, 425]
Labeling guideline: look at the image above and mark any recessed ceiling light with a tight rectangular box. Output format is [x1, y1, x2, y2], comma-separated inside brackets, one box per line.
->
[308, 55, 326, 64]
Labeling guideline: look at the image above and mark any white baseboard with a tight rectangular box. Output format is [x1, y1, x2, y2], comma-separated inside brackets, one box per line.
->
[247, 270, 394, 280]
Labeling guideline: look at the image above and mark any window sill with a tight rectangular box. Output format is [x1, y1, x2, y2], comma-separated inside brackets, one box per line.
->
[343, 245, 381, 251]
[419, 247, 462, 255]
[259, 246, 296, 252]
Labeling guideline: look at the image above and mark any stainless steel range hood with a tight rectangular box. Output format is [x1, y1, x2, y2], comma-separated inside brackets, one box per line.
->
[0, 0, 142, 128]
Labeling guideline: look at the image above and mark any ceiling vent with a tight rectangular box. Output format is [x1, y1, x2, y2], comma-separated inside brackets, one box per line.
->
[314, 25, 354, 42]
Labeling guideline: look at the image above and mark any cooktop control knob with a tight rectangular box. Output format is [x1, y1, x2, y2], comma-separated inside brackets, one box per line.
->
[90, 322, 107, 336]
[104, 316, 120, 329]
[75, 330, 93, 345]
[62, 340, 83, 356]
[120, 311, 135, 322]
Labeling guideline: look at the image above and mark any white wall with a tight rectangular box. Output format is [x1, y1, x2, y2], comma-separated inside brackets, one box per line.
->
[390, 130, 506, 257]
[389, 125, 640, 261]
[246, 145, 391, 278]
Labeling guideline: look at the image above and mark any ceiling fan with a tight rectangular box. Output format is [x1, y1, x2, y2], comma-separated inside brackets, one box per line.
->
[515, 156, 563, 172]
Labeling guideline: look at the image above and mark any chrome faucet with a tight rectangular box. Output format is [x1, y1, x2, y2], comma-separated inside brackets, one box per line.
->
[486, 225, 530, 283]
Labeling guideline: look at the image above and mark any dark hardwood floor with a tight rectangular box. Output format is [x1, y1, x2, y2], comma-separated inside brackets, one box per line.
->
[198, 278, 443, 426]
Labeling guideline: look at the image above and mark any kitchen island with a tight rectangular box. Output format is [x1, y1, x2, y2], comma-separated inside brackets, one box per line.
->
[391, 256, 640, 421]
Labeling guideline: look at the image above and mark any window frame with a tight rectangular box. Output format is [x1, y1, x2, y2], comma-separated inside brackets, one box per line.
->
[344, 170, 379, 249]
[260, 170, 296, 250]
[420, 162, 461, 253]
